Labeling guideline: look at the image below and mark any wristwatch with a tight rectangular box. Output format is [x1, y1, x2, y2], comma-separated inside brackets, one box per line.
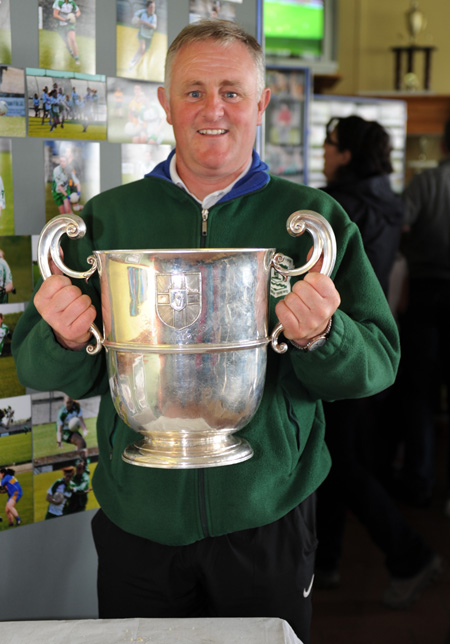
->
[291, 317, 333, 353]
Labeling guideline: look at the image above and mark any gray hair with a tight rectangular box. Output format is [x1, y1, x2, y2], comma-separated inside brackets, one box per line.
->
[164, 19, 266, 98]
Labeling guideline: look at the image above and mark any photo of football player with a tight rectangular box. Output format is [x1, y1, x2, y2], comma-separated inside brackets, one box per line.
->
[0, 312, 10, 356]
[52, 0, 81, 65]
[116, 0, 167, 82]
[0, 467, 22, 526]
[51, 153, 80, 214]
[0, 248, 13, 304]
[128, 1, 157, 71]
[39, 0, 96, 74]
[56, 396, 88, 450]
[45, 466, 74, 519]
[0, 174, 5, 216]
[64, 459, 91, 514]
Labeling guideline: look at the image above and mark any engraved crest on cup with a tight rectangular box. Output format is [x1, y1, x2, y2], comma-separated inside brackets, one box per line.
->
[156, 272, 201, 329]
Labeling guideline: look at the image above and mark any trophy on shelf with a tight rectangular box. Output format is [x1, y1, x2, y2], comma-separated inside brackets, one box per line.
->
[391, 0, 436, 91]
[38, 212, 336, 470]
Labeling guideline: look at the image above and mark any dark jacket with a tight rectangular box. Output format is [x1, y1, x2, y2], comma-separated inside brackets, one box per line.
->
[322, 174, 404, 294]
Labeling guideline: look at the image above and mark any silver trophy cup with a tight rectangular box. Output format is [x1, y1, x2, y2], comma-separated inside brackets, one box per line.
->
[38, 211, 336, 469]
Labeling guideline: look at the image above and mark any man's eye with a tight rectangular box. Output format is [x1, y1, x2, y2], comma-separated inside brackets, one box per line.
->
[189, 90, 201, 98]
[224, 92, 238, 99]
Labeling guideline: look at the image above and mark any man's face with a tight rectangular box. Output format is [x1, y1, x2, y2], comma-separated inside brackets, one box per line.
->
[158, 39, 270, 189]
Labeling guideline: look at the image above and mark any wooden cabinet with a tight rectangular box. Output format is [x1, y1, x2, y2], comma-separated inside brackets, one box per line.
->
[372, 94, 450, 136]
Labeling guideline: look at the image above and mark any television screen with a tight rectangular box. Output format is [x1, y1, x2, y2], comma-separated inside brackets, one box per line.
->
[264, 0, 324, 60]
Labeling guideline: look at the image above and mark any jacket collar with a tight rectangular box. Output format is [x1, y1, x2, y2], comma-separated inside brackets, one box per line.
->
[145, 149, 270, 203]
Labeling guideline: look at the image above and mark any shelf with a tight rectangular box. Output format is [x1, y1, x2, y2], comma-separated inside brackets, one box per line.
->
[364, 93, 450, 136]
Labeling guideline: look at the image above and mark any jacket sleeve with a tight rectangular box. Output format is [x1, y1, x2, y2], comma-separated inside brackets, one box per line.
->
[286, 202, 400, 403]
[12, 204, 109, 400]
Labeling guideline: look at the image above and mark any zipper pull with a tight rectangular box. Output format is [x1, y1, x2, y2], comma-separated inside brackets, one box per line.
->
[201, 208, 209, 237]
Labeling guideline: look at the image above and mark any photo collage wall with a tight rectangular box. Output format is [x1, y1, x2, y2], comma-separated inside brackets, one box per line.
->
[0, 0, 243, 531]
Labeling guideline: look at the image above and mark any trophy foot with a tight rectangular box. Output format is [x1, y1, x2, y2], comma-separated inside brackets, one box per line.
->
[121, 433, 254, 469]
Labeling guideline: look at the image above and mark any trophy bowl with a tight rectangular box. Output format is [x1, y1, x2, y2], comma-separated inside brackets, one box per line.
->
[38, 211, 336, 469]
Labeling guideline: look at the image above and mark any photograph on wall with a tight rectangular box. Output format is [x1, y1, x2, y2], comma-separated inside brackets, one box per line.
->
[121, 142, 171, 184]
[116, 0, 167, 82]
[32, 392, 100, 523]
[107, 77, 174, 145]
[44, 139, 100, 223]
[0, 235, 33, 306]
[0, 305, 26, 399]
[0, 138, 14, 236]
[0, 66, 27, 138]
[0, 394, 33, 532]
[189, 0, 241, 23]
[27, 69, 107, 140]
[38, 0, 96, 75]
[0, 0, 12, 64]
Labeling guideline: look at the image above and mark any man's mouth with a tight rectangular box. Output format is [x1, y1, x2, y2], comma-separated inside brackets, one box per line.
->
[198, 129, 227, 135]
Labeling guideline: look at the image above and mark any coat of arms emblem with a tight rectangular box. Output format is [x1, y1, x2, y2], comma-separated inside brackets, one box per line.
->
[156, 272, 202, 329]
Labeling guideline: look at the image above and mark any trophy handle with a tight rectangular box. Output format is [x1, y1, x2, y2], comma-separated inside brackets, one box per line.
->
[37, 214, 103, 355]
[270, 210, 337, 354]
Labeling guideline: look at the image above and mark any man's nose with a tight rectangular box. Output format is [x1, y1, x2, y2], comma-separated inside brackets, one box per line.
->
[202, 93, 224, 119]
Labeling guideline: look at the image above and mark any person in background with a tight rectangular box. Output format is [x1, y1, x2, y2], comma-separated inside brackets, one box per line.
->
[0, 467, 22, 526]
[12, 20, 400, 643]
[52, 0, 81, 65]
[0, 249, 13, 304]
[45, 466, 74, 519]
[315, 114, 442, 609]
[0, 312, 10, 355]
[56, 395, 88, 450]
[400, 118, 450, 514]
[64, 459, 91, 514]
[128, 0, 157, 72]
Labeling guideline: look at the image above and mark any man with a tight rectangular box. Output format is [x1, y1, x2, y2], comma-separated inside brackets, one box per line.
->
[12, 20, 400, 643]
[399, 118, 450, 512]
[56, 396, 88, 450]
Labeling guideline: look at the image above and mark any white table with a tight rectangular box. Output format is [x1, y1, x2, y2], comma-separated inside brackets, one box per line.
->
[1, 617, 303, 643]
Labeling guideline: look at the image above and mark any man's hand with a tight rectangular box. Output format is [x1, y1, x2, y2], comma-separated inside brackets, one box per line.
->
[275, 253, 340, 348]
[34, 274, 97, 351]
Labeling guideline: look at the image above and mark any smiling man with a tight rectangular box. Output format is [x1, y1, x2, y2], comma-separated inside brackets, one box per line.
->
[13, 20, 400, 644]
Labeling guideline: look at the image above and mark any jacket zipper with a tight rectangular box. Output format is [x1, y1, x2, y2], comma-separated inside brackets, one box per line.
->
[199, 206, 210, 536]
[201, 208, 209, 242]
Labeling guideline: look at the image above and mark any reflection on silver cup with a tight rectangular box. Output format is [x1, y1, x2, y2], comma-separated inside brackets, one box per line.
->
[38, 211, 336, 469]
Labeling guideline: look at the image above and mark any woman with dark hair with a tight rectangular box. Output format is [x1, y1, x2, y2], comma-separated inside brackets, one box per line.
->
[315, 115, 442, 608]
[321, 115, 402, 294]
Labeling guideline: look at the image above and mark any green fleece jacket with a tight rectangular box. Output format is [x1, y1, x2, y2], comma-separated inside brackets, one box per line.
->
[13, 171, 400, 545]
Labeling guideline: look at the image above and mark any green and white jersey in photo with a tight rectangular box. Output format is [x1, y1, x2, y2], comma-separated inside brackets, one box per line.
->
[0, 321, 9, 354]
[53, 0, 78, 26]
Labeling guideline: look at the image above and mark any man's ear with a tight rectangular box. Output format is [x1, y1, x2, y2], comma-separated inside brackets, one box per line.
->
[256, 88, 271, 126]
[157, 86, 172, 125]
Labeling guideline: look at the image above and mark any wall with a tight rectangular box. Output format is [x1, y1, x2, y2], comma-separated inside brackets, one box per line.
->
[331, 0, 450, 96]
[1, 0, 258, 623]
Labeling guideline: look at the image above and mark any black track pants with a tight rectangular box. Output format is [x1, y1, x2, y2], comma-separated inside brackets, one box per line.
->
[92, 494, 317, 644]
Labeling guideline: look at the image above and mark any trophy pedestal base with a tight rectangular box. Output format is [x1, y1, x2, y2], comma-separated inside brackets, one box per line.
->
[121, 434, 254, 469]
